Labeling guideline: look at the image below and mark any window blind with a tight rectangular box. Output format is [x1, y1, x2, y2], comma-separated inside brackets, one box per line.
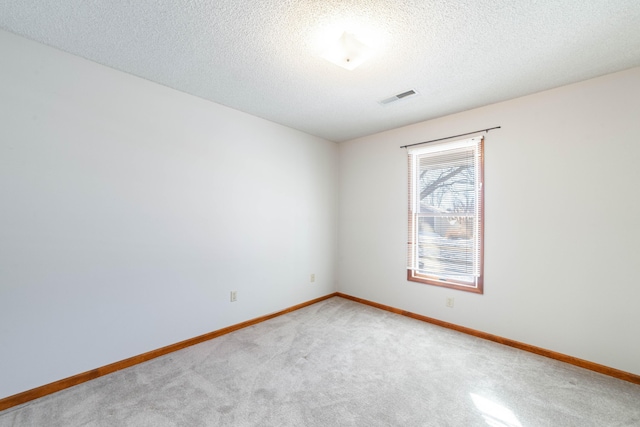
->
[407, 136, 483, 290]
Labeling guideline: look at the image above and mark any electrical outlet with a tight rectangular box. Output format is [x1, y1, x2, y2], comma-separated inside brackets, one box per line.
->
[230, 291, 237, 302]
[310, 273, 315, 283]
[446, 297, 454, 308]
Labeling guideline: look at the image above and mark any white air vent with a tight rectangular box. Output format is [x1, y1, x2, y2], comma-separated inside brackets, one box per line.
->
[380, 89, 418, 105]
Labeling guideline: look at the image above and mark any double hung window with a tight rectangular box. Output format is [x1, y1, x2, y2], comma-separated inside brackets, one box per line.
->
[407, 137, 484, 293]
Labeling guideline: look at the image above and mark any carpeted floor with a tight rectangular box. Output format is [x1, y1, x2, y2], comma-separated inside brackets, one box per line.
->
[1, 297, 639, 426]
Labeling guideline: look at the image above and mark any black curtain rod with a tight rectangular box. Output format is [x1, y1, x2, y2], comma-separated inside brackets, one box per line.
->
[400, 126, 501, 149]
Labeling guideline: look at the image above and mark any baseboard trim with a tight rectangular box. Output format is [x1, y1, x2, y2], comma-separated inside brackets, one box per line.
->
[336, 292, 640, 385]
[0, 292, 338, 412]
[4, 291, 637, 411]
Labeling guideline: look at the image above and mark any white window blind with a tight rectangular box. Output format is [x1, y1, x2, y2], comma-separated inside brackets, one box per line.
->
[407, 136, 484, 292]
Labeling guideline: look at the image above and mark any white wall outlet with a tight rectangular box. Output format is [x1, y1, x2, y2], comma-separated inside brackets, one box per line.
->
[230, 291, 237, 302]
[446, 297, 454, 308]
[310, 273, 315, 283]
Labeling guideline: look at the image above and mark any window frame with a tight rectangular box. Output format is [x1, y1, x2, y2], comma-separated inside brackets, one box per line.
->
[406, 137, 484, 294]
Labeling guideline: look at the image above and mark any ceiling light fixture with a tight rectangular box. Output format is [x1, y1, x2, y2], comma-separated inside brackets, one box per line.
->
[321, 31, 372, 71]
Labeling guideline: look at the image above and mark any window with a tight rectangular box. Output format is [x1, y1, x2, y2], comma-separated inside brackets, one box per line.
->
[407, 136, 484, 293]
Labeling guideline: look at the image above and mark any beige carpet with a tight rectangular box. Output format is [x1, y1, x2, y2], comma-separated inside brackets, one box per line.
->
[1, 297, 639, 426]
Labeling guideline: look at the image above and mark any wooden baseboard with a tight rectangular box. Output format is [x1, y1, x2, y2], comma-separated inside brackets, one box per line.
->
[0, 293, 338, 412]
[336, 292, 640, 385]
[3, 291, 637, 412]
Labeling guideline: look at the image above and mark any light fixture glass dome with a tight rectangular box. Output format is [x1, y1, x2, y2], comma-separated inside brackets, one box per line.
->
[321, 32, 373, 71]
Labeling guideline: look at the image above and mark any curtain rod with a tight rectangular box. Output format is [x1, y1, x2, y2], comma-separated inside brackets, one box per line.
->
[400, 126, 501, 149]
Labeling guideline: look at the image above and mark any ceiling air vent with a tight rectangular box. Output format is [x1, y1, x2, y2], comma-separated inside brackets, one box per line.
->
[379, 89, 418, 106]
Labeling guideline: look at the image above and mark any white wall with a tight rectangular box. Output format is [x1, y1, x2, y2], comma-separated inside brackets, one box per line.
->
[0, 30, 337, 399]
[338, 67, 640, 375]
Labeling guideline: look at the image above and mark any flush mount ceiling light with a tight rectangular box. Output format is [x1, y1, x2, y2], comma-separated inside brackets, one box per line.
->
[321, 31, 373, 71]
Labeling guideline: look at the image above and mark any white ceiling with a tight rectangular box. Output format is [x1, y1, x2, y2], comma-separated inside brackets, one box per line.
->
[1, 1, 639, 142]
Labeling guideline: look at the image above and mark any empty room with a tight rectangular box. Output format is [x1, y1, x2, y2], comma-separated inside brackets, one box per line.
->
[1, 1, 639, 426]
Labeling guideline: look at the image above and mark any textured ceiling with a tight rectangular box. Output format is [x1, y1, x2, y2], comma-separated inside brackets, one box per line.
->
[1, 1, 640, 142]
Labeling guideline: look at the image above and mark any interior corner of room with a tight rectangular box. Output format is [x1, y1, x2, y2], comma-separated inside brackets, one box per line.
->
[1, 3, 640, 414]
